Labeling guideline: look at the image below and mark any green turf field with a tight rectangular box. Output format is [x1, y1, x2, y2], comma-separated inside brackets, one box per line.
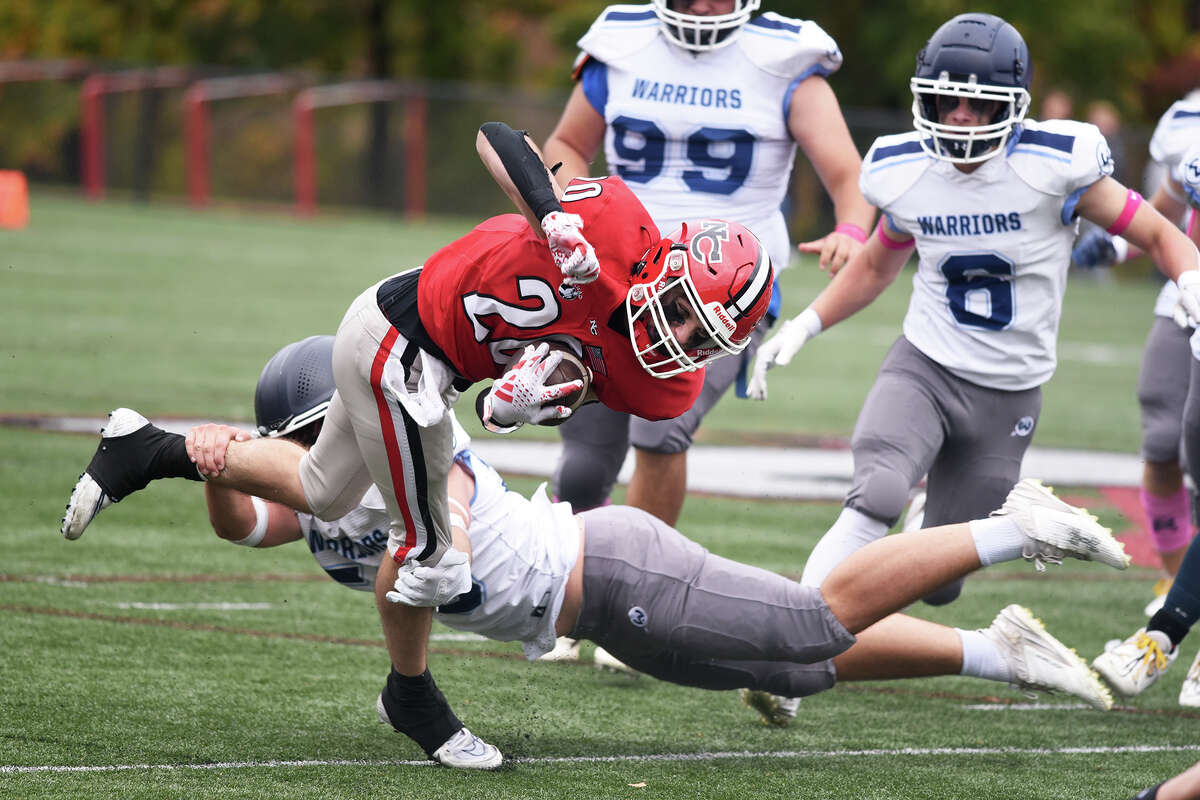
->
[2, 193, 1197, 799]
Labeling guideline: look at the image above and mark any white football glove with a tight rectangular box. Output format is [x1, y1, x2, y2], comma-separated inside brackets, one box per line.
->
[481, 342, 583, 433]
[747, 308, 823, 401]
[386, 547, 472, 607]
[1179, 270, 1200, 328]
[541, 210, 600, 285]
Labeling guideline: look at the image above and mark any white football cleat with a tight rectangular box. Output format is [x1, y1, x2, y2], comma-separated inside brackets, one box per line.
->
[993, 479, 1130, 570]
[376, 694, 502, 770]
[739, 689, 801, 727]
[1179, 650, 1200, 708]
[431, 727, 504, 770]
[982, 604, 1113, 711]
[539, 637, 581, 662]
[61, 408, 153, 540]
[593, 646, 639, 677]
[1091, 628, 1178, 697]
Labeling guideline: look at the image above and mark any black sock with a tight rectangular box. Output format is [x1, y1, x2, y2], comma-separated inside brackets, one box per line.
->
[380, 668, 463, 757]
[88, 425, 201, 501]
[1147, 541, 1200, 648]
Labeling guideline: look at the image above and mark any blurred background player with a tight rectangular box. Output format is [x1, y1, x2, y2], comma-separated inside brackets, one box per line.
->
[749, 13, 1200, 611]
[60, 121, 772, 769]
[190, 338, 1130, 731]
[542, 0, 874, 527]
[1092, 136, 1200, 707]
[1072, 89, 1200, 615]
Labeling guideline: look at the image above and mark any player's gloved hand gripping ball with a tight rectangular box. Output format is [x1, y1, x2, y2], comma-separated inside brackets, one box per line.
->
[480, 342, 585, 433]
[541, 211, 601, 285]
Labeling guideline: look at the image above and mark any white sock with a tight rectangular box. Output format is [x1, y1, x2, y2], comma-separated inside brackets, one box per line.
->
[800, 506, 889, 587]
[969, 516, 1026, 566]
[957, 628, 1011, 682]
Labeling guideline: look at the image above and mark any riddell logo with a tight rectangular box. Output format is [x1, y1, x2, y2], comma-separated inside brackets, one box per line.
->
[710, 304, 736, 335]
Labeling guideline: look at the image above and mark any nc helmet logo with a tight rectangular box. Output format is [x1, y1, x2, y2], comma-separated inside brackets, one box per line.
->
[1011, 415, 1035, 437]
[627, 606, 648, 628]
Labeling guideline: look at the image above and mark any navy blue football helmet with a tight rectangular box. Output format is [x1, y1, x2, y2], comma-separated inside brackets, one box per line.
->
[910, 13, 1032, 164]
[254, 335, 335, 439]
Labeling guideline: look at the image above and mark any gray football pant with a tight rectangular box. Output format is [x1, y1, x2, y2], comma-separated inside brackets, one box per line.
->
[1140, 316, 1193, 464]
[552, 325, 765, 509]
[846, 337, 1041, 603]
[570, 506, 855, 697]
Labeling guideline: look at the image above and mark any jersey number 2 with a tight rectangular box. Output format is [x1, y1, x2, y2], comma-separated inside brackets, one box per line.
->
[611, 115, 753, 195]
[939, 253, 1015, 330]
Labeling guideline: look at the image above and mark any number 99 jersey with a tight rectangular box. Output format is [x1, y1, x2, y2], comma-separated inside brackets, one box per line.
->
[860, 118, 1113, 390]
[572, 5, 842, 271]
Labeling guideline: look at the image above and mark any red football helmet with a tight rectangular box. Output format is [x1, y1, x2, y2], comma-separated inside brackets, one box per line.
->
[625, 219, 773, 379]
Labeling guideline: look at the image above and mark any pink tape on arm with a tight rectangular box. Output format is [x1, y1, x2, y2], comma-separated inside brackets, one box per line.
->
[1106, 189, 1142, 236]
[1141, 486, 1194, 553]
[876, 218, 915, 251]
[834, 222, 868, 243]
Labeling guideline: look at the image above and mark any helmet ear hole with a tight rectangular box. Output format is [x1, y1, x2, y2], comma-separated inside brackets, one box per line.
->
[254, 335, 336, 439]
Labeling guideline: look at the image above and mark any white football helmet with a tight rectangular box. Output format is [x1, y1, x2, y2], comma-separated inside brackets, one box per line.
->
[651, 0, 760, 52]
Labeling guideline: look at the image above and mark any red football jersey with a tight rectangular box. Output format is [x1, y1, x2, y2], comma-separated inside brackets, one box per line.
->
[418, 176, 703, 420]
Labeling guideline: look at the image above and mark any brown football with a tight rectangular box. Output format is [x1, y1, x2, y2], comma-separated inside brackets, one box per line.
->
[543, 347, 592, 416]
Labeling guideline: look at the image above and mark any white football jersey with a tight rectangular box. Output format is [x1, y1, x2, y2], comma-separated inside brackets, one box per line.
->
[574, 4, 842, 270]
[1171, 143, 1200, 210]
[1148, 98, 1200, 318]
[861, 119, 1113, 390]
[293, 429, 579, 661]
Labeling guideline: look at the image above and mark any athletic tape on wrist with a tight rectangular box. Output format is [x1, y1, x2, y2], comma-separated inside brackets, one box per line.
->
[448, 513, 467, 531]
[232, 496, 269, 547]
[1106, 189, 1142, 235]
[834, 222, 867, 243]
[796, 306, 823, 339]
[876, 218, 914, 250]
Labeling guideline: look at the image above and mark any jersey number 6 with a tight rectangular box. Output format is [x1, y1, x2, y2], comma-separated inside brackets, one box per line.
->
[939, 253, 1015, 330]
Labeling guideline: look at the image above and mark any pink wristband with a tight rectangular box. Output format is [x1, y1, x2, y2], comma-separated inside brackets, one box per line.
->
[1106, 189, 1142, 236]
[834, 222, 868, 243]
[876, 218, 914, 251]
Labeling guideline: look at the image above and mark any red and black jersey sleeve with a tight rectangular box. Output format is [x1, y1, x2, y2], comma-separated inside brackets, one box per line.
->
[417, 177, 701, 419]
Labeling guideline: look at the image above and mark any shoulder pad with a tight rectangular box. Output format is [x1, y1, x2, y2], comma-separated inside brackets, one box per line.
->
[1007, 119, 1112, 197]
[860, 131, 933, 208]
[736, 14, 842, 80]
[577, 4, 662, 66]
[1172, 143, 1200, 209]
[1150, 99, 1200, 167]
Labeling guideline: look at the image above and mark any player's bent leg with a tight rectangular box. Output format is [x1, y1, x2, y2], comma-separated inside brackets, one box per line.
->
[822, 479, 1129, 633]
[62, 408, 204, 539]
[626, 344, 743, 526]
[553, 402, 630, 510]
[624, 450, 687, 526]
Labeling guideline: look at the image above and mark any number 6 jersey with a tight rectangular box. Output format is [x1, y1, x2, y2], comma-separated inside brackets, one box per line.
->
[572, 5, 842, 271]
[861, 118, 1113, 390]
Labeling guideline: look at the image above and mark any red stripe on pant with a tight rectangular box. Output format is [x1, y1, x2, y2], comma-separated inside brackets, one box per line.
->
[370, 327, 420, 564]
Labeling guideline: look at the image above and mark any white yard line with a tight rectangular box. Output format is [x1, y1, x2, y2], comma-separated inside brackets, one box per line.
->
[6, 744, 1200, 773]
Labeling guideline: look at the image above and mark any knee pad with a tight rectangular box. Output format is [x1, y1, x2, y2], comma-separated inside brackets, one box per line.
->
[846, 465, 912, 527]
[629, 416, 693, 455]
[921, 577, 964, 606]
[553, 443, 624, 510]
